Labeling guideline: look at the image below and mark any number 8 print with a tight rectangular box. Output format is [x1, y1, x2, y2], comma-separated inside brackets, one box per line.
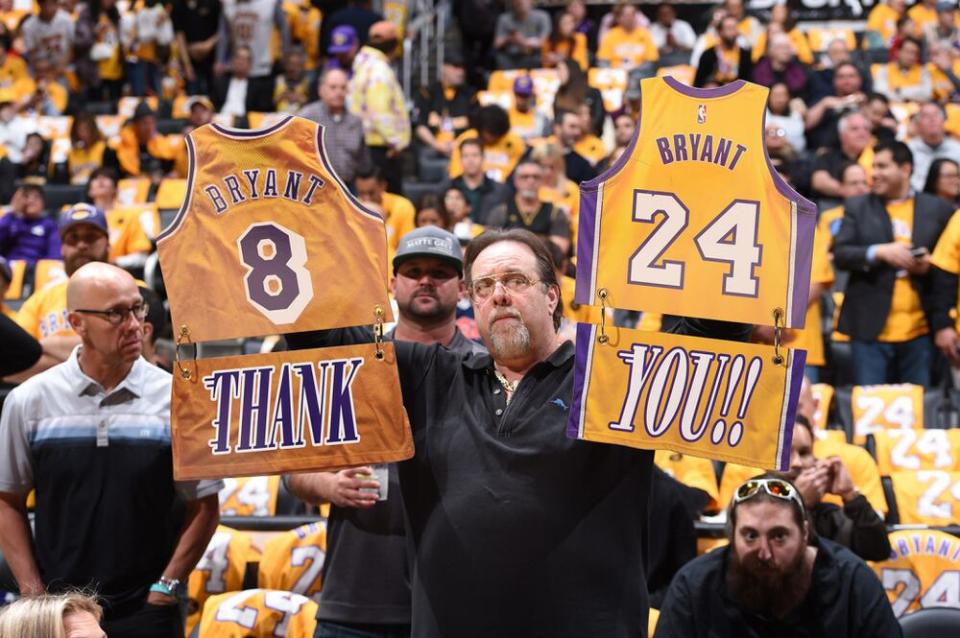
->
[237, 223, 314, 325]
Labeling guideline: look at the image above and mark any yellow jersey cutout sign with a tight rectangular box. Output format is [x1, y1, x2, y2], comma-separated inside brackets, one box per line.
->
[851, 383, 924, 444]
[872, 529, 960, 617]
[568, 323, 804, 471]
[575, 76, 816, 328]
[157, 116, 393, 342]
[172, 342, 413, 480]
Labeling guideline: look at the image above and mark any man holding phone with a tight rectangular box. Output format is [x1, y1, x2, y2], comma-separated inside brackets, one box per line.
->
[834, 140, 956, 386]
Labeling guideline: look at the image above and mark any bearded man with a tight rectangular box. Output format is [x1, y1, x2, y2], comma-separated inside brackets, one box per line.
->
[655, 476, 900, 637]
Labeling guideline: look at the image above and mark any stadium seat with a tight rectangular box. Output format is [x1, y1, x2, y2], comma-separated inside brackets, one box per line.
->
[864, 433, 877, 462]
[42, 183, 86, 214]
[158, 207, 179, 234]
[155, 179, 188, 210]
[834, 385, 854, 442]
[871, 429, 960, 475]
[842, 384, 925, 444]
[4, 259, 28, 300]
[924, 387, 960, 429]
[418, 156, 450, 184]
[82, 100, 117, 115]
[402, 180, 441, 207]
[829, 342, 855, 388]
[881, 476, 900, 525]
[900, 607, 960, 636]
[155, 118, 187, 135]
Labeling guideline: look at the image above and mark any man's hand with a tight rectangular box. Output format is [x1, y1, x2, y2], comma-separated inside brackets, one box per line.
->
[794, 465, 830, 508]
[906, 251, 930, 275]
[823, 457, 857, 502]
[434, 140, 453, 156]
[327, 468, 381, 508]
[935, 327, 960, 367]
[875, 243, 917, 270]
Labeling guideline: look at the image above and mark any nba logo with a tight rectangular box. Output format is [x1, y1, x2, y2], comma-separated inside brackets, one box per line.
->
[697, 104, 706, 124]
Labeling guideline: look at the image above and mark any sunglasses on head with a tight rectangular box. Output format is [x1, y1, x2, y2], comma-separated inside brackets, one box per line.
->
[733, 478, 806, 517]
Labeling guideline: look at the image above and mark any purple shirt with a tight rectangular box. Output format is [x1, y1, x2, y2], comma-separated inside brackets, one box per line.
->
[0, 212, 61, 263]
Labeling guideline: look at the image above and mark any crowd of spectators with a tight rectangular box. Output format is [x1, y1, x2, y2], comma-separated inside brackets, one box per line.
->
[2, 0, 960, 635]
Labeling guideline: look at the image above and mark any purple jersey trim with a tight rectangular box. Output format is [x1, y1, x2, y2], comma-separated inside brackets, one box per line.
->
[314, 124, 384, 222]
[211, 115, 294, 137]
[575, 95, 644, 305]
[156, 133, 196, 242]
[760, 107, 817, 328]
[567, 322, 594, 439]
[778, 350, 807, 471]
[663, 75, 745, 98]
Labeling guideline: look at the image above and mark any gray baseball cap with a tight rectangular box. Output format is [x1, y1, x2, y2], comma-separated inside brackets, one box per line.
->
[393, 226, 463, 275]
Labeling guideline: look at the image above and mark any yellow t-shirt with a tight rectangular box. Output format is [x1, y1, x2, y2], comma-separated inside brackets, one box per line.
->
[878, 62, 926, 96]
[508, 106, 542, 141]
[11, 77, 68, 114]
[106, 204, 155, 262]
[907, 3, 938, 36]
[877, 199, 928, 342]
[382, 191, 416, 253]
[447, 128, 526, 183]
[930, 209, 960, 329]
[542, 32, 589, 71]
[573, 135, 607, 167]
[67, 141, 108, 185]
[866, 3, 901, 46]
[16, 279, 71, 339]
[0, 54, 28, 89]
[787, 227, 834, 366]
[596, 25, 659, 69]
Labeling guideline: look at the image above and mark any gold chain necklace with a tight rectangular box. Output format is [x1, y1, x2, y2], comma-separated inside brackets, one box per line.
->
[494, 369, 517, 398]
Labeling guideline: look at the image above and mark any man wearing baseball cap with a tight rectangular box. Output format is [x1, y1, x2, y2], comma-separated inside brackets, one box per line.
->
[16, 203, 109, 346]
[327, 25, 359, 71]
[286, 227, 482, 638]
[509, 74, 550, 142]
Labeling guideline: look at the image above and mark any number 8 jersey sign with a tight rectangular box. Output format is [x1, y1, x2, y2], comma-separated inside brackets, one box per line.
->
[157, 116, 393, 342]
[575, 77, 816, 329]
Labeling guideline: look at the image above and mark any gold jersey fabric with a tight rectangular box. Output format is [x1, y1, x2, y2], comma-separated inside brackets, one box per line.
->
[851, 383, 924, 445]
[871, 529, 960, 617]
[197, 589, 318, 638]
[889, 470, 960, 526]
[218, 475, 282, 517]
[258, 521, 328, 603]
[575, 77, 816, 329]
[568, 323, 805, 471]
[157, 116, 393, 342]
[186, 526, 259, 637]
[872, 429, 960, 475]
[171, 342, 413, 481]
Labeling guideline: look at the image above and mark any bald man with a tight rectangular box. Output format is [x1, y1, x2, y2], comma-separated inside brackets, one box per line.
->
[0, 263, 222, 638]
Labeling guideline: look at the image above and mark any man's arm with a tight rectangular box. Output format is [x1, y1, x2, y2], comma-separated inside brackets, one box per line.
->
[811, 169, 844, 199]
[0, 491, 43, 596]
[273, 0, 291, 58]
[147, 494, 219, 605]
[286, 469, 379, 509]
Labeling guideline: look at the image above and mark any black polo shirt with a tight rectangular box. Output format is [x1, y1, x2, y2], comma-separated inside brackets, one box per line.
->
[287, 330, 653, 637]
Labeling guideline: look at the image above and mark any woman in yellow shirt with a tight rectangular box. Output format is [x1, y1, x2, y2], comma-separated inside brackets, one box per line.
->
[542, 11, 589, 71]
[65, 113, 118, 185]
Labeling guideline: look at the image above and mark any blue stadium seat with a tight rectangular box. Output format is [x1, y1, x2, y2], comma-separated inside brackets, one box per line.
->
[43, 184, 87, 216]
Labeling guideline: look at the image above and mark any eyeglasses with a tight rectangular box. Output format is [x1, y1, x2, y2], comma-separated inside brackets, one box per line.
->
[468, 272, 540, 300]
[75, 302, 148, 325]
[733, 478, 806, 517]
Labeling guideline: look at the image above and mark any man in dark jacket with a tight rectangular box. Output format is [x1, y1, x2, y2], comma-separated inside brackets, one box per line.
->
[834, 140, 956, 386]
[694, 14, 753, 88]
[656, 476, 900, 637]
